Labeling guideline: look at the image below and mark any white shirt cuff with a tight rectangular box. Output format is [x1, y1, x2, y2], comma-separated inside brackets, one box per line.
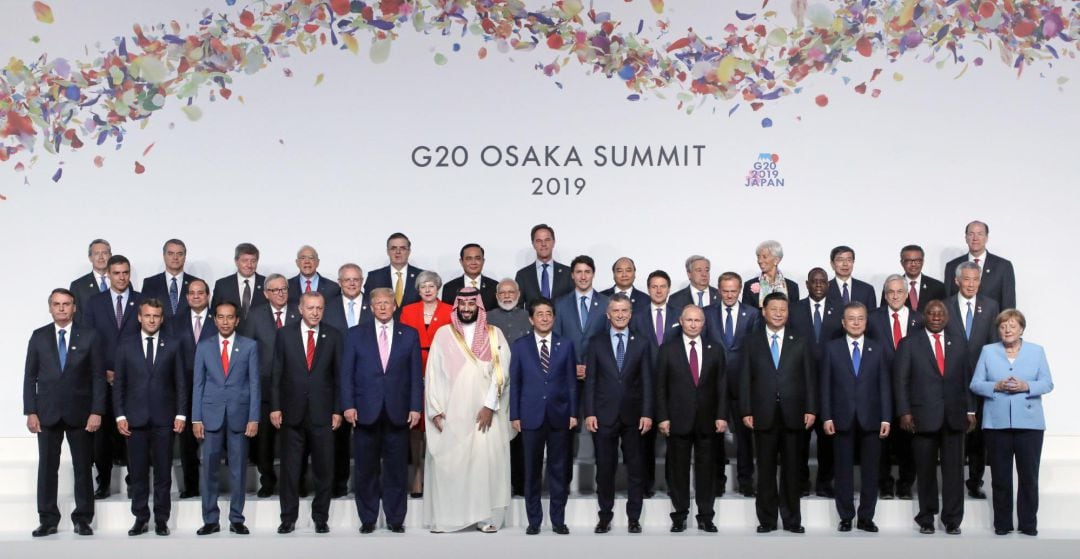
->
[115, 416, 126, 423]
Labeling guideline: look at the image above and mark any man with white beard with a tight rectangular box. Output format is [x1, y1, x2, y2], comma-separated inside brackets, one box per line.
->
[484, 279, 532, 496]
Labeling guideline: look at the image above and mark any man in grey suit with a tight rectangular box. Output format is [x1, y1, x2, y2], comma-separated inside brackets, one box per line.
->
[943, 220, 1016, 310]
[192, 300, 261, 536]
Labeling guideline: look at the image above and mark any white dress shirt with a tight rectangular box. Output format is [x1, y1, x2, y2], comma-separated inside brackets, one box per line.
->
[765, 327, 786, 355]
[682, 334, 703, 371]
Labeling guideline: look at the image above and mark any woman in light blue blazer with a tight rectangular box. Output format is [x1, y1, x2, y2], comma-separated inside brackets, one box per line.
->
[970, 309, 1053, 536]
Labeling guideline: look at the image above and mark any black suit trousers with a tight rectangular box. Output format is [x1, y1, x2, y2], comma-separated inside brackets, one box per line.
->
[879, 425, 916, 491]
[178, 421, 201, 493]
[333, 422, 351, 493]
[280, 422, 334, 523]
[251, 403, 277, 490]
[93, 395, 125, 487]
[37, 422, 94, 526]
[594, 419, 644, 522]
[985, 429, 1043, 533]
[801, 421, 834, 490]
[754, 410, 804, 529]
[666, 430, 715, 523]
[127, 425, 174, 522]
[832, 426, 881, 522]
[912, 428, 965, 527]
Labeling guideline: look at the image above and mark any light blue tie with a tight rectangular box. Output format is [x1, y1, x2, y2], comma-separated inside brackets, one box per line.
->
[169, 277, 180, 314]
[579, 296, 589, 331]
[347, 301, 357, 328]
[697, 290, 705, 307]
[770, 334, 780, 368]
[58, 329, 68, 370]
[98, 275, 107, 292]
[965, 302, 973, 340]
[615, 333, 625, 372]
[851, 340, 861, 376]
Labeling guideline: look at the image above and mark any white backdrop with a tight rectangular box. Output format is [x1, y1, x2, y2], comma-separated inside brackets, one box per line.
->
[2, 1, 1077, 438]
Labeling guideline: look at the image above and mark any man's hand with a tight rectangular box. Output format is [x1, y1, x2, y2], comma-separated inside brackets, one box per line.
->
[742, 416, 754, 430]
[803, 413, 816, 430]
[966, 414, 977, 433]
[86, 414, 101, 433]
[512, 420, 521, 433]
[658, 420, 671, 436]
[575, 364, 587, 380]
[331, 414, 343, 430]
[407, 411, 421, 429]
[105, 370, 115, 385]
[117, 418, 131, 437]
[476, 407, 494, 432]
[585, 416, 598, 433]
[433, 414, 445, 432]
[823, 420, 835, 436]
[26, 414, 40, 434]
[344, 408, 358, 426]
[569, 417, 578, 430]
[245, 421, 259, 438]
[640, 417, 653, 434]
[193, 422, 205, 440]
[879, 422, 890, 438]
[269, 411, 282, 429]
[899, 414, 915, 433]
[173, 418, 185, 434]
[715, 419, 727, 434]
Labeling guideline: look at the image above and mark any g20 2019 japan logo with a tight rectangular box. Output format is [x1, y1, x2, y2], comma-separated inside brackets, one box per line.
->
[745, 153, 784, 187]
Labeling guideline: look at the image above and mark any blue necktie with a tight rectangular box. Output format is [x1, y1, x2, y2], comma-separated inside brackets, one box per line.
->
[58, 329, 68, 370]
[347, 301, 357, 328]
[615, 333, 625, 372]
[98, 275, 107, 292]
[541, 264, 551, 299]
[770, 334, 780, 368]
[146, 336, 155, 371]
[965, 302, 973, 340]
[813, 302, 822, 342]
[851, 340, 861, 376]
[724, 306, 735, 347]
[842, 282, 850, 305]
[579, 296, 589, 331]
[169, 277, 179, 314]
[697, 290, 705, 307]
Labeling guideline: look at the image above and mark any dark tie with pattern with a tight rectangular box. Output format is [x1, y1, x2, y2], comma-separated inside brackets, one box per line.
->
[241, 279, 252, 318]
[615, 333, 625, 372]
[169, 277, 179, 314]
[540, 339, 550, 374]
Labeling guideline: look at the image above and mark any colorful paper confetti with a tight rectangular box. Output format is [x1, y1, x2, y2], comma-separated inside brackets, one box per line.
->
[32, 2, 54, 25]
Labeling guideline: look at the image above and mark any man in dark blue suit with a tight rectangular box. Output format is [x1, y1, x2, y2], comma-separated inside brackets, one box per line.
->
[820, 302, 891, 533]
[827, 246, 877, 310]
[509, 298, 577, 535]
[364, 232, 424, 313]
[141, 239, 202, 318]
[287, 245, 341, 305]
[943, 220, 1016, 310]
[585, 294, 653, 534]
[113, 298, 187, 536]
[24, 288, 106, 537]
[600, 257, 649, 311]
[881, 245, 947, 312]
[514, 223, 573, 308]
[84, 254, 141, 498]
[192, 300, 261, 536]
[170, 278, 216, 498]
[210, 243, 266, 321]
[442, 243, 499, 312]
[629, 270, 682, 497]
[69, 238, 112, 326]
[669, 255, 720, 309]
[868, 275, 924, 500]
[705, 272, 761, 497]
[341, 288, 423, 534]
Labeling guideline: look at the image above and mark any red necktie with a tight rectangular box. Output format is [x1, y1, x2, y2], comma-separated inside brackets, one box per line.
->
[306, 329, 315, 371]
[305, 279, 312, 293]
[932, 333, 945, 376]
[891, 312, 902, 349]
[908, 280, 919, 310]
[689, 340, 700, 386]
[275, 311, 283, 329]
[221, 340, 230, 378]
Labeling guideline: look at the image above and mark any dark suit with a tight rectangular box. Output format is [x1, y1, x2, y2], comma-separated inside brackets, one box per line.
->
[509, 333, 577, 528]
[943, 294, 1000, 493]
[600, 286, 650, 312]
[655, 336, 726, 524]
[113, 332, 187, 523]
[170, 310, 217, 494]
[211, 273, 266, 320]
[819, 337, 891, 522]
[240, 304, 300, 493]
[271, 322, 343, 524]
[340, 320, 423, 527]
[84, 288, 142, 489]
[944, 252, 1016, 310]
[69, 271, 107, 325]
[23, 324, 106, 527]
[287, 273, 341, 306]
[893, 331, 974, 528]
[827, 277, 878, 310]
[585, 329, 654, 523]
[141, 272, 203, 318]
[629, 303, 682, 494]
[364, 264, 423, 312]
[323, 294, 373, 332]
[192, 333, 261, 525]
[515, 260, 572, 308]
[741, 278, 801, 309]
[442, 274, 498, 312]
[322, 293, 372, 492]
[705, 302, 761, 490]
[880, 275, 947, 312]
[669, 285, 720, 311]
[739, 329, 818, 530]
[866, 306, 923, 494]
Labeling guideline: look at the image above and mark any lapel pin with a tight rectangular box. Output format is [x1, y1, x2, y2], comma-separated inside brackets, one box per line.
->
[630, 336, 635, 341]
[986, 269, 992, 273]
[707, 344, 712, 349]
[321, 334, 326, 339]
[867, 347, 873, 352]
[947, 341, 952, 346]
[159, 342, 165, 347]
[70, 346, 77, 350]
[977, 307, 983, 314]
[827, 309, 832, 315]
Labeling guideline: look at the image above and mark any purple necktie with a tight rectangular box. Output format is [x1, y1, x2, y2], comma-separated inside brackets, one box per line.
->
[115, 295, 124, 328]
[689, 341, 700, 386]
[654, 308, 664, 345]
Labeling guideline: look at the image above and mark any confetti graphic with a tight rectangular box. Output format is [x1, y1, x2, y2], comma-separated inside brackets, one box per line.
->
[1, 0, 1077, 180]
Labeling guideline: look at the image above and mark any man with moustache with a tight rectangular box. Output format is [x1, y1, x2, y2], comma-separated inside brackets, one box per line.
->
[486, 278, 532, 496]
[881, 245, 946, 312]
[141, 239, 202, 318]
[442, 243, 498, 312]
[171, 278, 216, 498]
[600, 257, 649, 311]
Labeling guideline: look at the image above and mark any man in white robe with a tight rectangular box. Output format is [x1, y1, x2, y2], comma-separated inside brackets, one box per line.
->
[423, 288, 513, 532]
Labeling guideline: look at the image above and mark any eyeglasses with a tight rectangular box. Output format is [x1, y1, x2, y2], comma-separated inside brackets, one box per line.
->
[901, 258, 924, 264]
[266, 288, 288, 294]
[297, 255, 318, 261]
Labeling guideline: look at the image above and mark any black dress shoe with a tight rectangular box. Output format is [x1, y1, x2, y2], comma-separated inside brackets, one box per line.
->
[1020, 528, 1038, 536]
[670, 520, 686, 533]
[784, 525, 805, 534]
[389, 524, 405, 533]
[196, 523, 220, 536]
[128, 520, 148, 536]
[879, 488, 895, 500]
[739, 483, 755, 497]
[628, 521, 642, 534]
[229, 522, 249, 535]
[644, 490, 656, 499]
[31, 525, 58, 537]
[801, 488, 811, 497]
[698, 521, 718, 533]
[594, 521, 611, 534]
[525, 525, 540, 535]
[298, 485, 309, 498]
[945, 524, 961, 535]
[74, 521, 94, 536]
[756, 525, 776, 533]
[857, 520, 878, 533]
[154, 521, 170, 536]
[995, 528, 1011, 536]
[332, 486, 349, 498]
[179, 489, 199, 499]
[93, 486, 110, 500]
[897, 488, 914, 500]
[967, 487, 987, 499]
[257, 487, 274, 498]
[360, 524, 375, 534]
[919, 524, 935, 534]
[553, 524, 570, 535]
[409, 492, 423, 499]
[277, 522, 295, 534]
[838, 520, 852, 532]
[315, 521, 330, 534]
